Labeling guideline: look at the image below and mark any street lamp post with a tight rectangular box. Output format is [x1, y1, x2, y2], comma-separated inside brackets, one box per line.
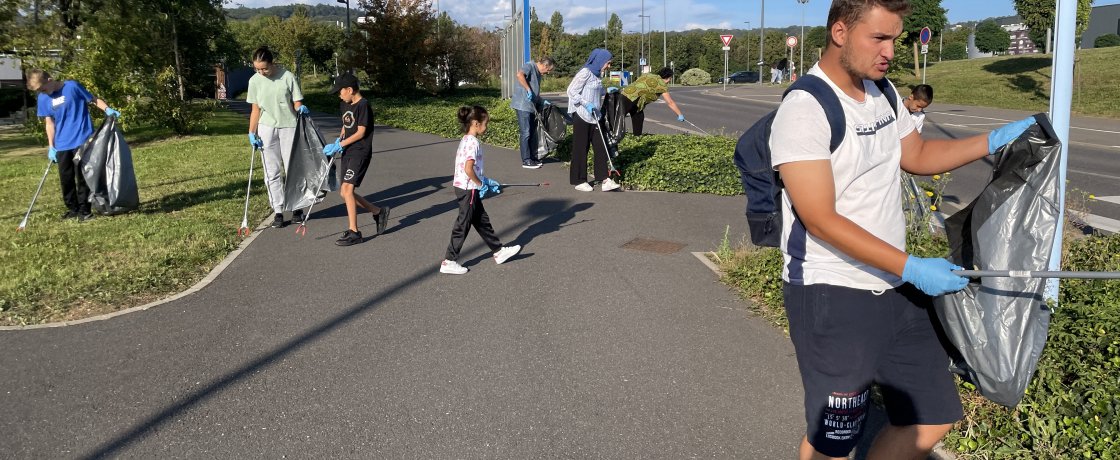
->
[744, 21, 751, 71]
[797, 0, 807, 79]
[758, 0, 765, 86]
[336, 0, 350, 36]
[663, 0, 667, 68]
[639, 13, 650, 75]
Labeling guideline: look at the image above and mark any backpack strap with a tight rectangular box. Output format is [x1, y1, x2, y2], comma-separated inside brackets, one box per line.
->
[874, 78, 899, 116]
[783, 75, 845, 152]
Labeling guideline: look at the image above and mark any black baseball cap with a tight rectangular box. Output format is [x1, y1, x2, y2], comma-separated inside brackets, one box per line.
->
[329, 73, 360, 94]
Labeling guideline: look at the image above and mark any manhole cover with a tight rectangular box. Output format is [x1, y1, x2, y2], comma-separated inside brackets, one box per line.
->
[621, 237, 686, 254]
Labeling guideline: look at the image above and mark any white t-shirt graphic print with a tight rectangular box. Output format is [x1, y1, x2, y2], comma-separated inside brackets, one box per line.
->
[769, 65, 916, 290]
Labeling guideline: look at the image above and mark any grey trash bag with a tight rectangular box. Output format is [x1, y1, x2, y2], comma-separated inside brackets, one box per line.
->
[536, 103, 570, 159]
[934, 113, 1060, 407]
[76, 115, 139, 215]
[283, 115, 338, 212]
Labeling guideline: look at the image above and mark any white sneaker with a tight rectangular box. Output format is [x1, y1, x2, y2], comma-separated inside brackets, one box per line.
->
[493, 245, 521, 264]
[574, 183, 593, 192]
[601, 178, 621, 192]
[440, 259, 468, 274]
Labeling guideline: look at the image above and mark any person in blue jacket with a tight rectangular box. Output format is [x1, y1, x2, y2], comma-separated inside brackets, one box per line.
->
[26, 69, 120, 221]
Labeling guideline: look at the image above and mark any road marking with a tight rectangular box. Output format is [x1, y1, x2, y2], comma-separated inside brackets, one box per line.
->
[930, 111, 1120, 134]
[1093, 196, 1120, 205]
[1069, 168, 1120, 180]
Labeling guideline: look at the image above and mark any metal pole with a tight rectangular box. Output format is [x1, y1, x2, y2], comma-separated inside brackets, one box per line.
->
[522, 0, 530, 63]
[798, 0, 807, 79]
[922, 52, 927, 83]
[955, 270, 1120, 280]
[663, 0, 667, 68]
[640, 14, 650, 75]
[605, 0, 608, 46]
[744, 21, 750, 67]
[939, 21, 944, 62]
[723, 47, 728, 91]
[1045, 0, 1076, 303]
[758, 0, 765, 86]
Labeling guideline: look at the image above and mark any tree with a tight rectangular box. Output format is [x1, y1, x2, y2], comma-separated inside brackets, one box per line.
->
[1014, 0, 1093, 49]
[901, 0, 947, 77]
[1095, 33, 1120, 48]
[607, 13, 622, 47]
[549, 11, 564, 37]
[350, 0, 437, 94]
[974, 19, 1011, 54]
[529, 7, 546, 52]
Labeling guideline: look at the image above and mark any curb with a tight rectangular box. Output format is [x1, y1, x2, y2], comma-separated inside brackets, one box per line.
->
[0, 215, 272, 331]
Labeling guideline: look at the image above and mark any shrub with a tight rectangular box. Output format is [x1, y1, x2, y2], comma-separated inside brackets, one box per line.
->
[942, 42, 968, 61]
[555, 133, 741, 195]
[1095, 33, 1120, 48]
[679, 68, 712, 86]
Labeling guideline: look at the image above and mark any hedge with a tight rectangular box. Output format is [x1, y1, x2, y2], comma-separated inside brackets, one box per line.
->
[680, 68, 712, 86]
[720, 232, 1120, 459]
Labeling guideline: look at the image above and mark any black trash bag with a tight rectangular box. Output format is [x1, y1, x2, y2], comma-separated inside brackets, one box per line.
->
[601, 91, 626, 157]
[283, 115, 338, 212]
[76, 115, 138, 215]
[535, 103, 570, 159]
[934, 113, 1060, 407]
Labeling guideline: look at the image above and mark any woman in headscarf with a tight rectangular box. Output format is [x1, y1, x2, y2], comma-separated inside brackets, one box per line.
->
[565, 48, 618, 192]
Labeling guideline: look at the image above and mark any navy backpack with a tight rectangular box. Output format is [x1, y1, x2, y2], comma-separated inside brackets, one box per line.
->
[733, 75, 897, 247]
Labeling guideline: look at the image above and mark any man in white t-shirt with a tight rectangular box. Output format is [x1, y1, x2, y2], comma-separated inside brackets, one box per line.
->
[768, 1, 1035, 459]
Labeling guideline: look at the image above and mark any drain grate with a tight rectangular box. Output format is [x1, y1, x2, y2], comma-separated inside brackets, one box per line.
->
[621, 237, 686, 254]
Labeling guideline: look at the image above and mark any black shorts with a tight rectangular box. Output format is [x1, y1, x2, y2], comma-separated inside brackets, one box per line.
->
[783, 282, 963, 458]
[339, 151, 371, 187]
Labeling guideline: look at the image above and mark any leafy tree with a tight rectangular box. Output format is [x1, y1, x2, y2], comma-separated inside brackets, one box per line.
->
[350, 0, 437, 94]
[529, 7, 546, 52]
[607, 13, 622, 47]
[1015, 0, 1093, 49]
[549, 11, 564, 37]
[1094, 33, 1120, 48]
[941, 41, 967, 60]
[901, 0, 947, 76]
[974, 19, 1011, 54]
[804, 26, 828, 56]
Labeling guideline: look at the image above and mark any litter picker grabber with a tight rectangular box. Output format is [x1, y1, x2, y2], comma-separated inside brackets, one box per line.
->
[954, 270, 1120, 280]
[501, 182, 551, 187]
[594, 119, 621, 178]
[238, 146, 259, 237]
[682, 119, 711, 136]
[17, 160, 53, 232]
[294, 156, 336, 237]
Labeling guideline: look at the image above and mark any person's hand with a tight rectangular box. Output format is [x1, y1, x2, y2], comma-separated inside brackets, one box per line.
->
[677, 114, 686, 122]
[48, 147, 58, 163]
[607, 86, 620, 94]
[901, 255, 968, 297]
[988, 117, 1035, 154]
[323, 138, 342, 157]
[248, 133, 263, 148]
[542, 99, 551, 107]
[526, 91, 534, 101]
[479, 177, 502, 199]
[297, 105, 310, 115]
[104, 107, 121, 119]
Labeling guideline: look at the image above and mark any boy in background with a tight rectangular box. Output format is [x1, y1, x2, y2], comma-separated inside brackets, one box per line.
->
[904, 84, 934, 133]
[323, 74, 389, 246]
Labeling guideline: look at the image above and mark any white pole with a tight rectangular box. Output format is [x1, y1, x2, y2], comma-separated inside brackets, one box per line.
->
[1045, 0, 1076, 303]
[922, 51, 927, 83]
[663, 0, 667, 68]
[758, 0, 765, 86]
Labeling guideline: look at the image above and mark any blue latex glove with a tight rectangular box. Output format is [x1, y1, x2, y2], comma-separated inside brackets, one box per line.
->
[479, 177, 502, 199]
[901, 255, 968, 297]
[607, 86, 620, 94]
[323, 138, 342, 157]
[584, 102, 597, 116]
[297, 105, 310, 115]
[248, 133, 263, 148]
[48, 147, 58, 163]
[104, 107, 121, 119]
[526, 91, 535, 102]
[542, 99, 551, 106]
[677, 114, 686, 122]
[988, 117, 1035, 154]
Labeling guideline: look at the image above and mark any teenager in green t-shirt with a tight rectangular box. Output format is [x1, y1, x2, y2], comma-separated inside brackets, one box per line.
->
[617, 67, 686, 136]
[247, 46, 307, 229]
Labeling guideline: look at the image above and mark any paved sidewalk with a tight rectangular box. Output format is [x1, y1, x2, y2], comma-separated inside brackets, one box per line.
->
[0, 109, 807, 457]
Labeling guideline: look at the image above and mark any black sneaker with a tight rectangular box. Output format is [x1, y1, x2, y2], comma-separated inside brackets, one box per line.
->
[292, 209, 305, 223]
[522, 159, 542, 169]
[335, 230, 362, 246]
[336, 229, 352, 242]
[375, 205, 391, 235]
[78, 212, 95, 222]
[60, 210, 79, 220]
[270, 213, 286, 228]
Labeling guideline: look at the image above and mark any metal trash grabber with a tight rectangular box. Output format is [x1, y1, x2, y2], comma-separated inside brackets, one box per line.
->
[500, 182, 551, 187]
[683, 119, 711, 136]
[593, 119, 621, 178]
[17, 160, 54, 232]
[294, 156, 336, 237]
[238, 146, 259, 237]
[954, 270, 1120, 280]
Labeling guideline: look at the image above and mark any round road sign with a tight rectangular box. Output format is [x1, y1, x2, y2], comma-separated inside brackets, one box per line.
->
[786, 36, 798, 48]
[919, 27, 932, 45]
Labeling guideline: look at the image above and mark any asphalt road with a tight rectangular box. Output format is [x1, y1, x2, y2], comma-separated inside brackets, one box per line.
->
[554, 84, 1120, 232]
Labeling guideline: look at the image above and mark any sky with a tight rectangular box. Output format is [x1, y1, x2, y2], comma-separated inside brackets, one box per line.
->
[238, 0, 1120, 33]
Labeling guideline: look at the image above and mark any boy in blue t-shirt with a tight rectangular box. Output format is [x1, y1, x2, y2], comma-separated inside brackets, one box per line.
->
[26, 69, 120, 221]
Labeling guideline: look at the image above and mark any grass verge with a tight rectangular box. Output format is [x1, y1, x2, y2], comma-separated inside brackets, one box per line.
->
[0, 109, 269, 326]
[888, 46, 1120, 119]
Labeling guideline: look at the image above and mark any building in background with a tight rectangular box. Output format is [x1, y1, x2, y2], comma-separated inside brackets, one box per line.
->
[1084, 4, 1120, 48]
[995, 16, 1040, 55]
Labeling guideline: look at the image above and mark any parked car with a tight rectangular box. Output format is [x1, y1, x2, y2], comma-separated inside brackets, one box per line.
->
[716, 71, 760, 84]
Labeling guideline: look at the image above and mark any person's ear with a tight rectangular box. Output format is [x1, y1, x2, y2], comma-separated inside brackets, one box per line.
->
[831, 21, 848, 47]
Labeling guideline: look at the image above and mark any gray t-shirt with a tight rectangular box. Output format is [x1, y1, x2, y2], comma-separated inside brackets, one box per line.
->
[510, 62, 541, 113]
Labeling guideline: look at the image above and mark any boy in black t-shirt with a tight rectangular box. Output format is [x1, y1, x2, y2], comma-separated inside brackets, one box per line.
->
[323, 74, 389, 246]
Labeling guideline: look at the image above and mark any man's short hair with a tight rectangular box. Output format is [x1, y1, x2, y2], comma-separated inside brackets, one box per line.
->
[657, 67, 674, 79]
[538, 56, 556, 68]
[25, 69, 50, 92]
[911, 84, 933, 103]
[826, 0, 912, 46]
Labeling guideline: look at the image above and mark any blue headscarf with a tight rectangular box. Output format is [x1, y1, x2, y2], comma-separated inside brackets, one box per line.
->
[582, 48, 613, 78]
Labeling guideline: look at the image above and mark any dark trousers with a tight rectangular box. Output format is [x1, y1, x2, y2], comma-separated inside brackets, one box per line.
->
[620, 95, 645, 135]
[57, 149, 90, 214]
[515, 109, 538, 162]
[570, 117, 610, 185]
[445, 187, 502, 261]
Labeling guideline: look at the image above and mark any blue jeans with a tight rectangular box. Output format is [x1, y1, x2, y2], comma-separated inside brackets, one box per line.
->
[516, 109, 538, 162]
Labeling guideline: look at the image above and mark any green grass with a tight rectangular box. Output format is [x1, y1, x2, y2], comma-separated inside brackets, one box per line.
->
[0, 109, 270, 326]
[889, 46, 1120, 119]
